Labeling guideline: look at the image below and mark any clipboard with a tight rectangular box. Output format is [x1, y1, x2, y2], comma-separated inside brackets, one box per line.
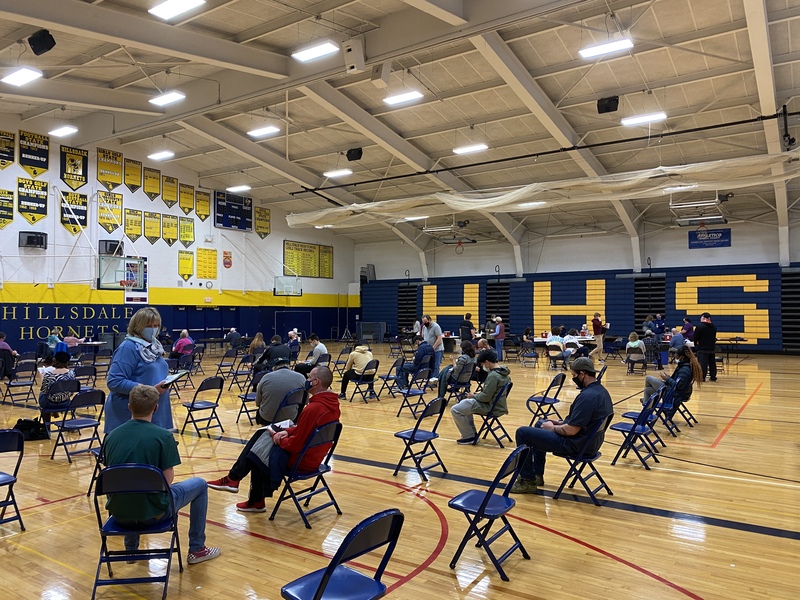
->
[162, 370, 190, 386]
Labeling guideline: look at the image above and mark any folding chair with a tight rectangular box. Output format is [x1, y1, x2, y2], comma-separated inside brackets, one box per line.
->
[349, 359, 379, 403]
[0, 429, 25, 531]
[314, 353, 332, 370]
[526, 373, 566, 425]
[444, 362, 475, 403]
[228, 353, 256, 392]
[280, 509, 404, 600]
[448, 446, 531, 581]
[289, 348, 300, 366]
[610, 390, 661, 469]
[395, 368, 431, 418]
[546, 344, 565, 370]
[92, 465, 183, 600]
[17, 351, 37, 363]
[714, 344, 726, 374]
[86, 441, 104, 497]
[191, 345, 206, 376]
[520, 341, 539, 367]
[623, 383, 677, 443]
[604, 338, 623, 361]
[176, 353, 196, 390]
[269, 387, 307, 425]
[74, 365, 98, 390]
[214, 348, 237, 378]
[40, 378, 81, 433]
[78, 353, 96, 367]
[236, 370, 266, 425]
[94, 348, 112, 378]
[377, 357, 404, 398]
[473, 382, 513, 448]
[50, 389, 105, 463]
[388, 338, 403, 358]
[596, 364, 607, 383]
[68, 345, 83, 365]
[269, 421, 343, 529]
[393, 396, 448, 481]
[180, 376, 224, 438]
[625, 347, 647, 375]
[503, 338, 520, 362]
[332, 346, 352, 377]
[552, 414, 614, 506]
[4, 362, 37, 405]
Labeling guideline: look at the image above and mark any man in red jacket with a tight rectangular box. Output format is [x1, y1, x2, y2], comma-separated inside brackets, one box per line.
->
[208, 366, 341, 513]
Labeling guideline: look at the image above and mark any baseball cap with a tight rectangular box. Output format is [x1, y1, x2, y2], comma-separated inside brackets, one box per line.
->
[570, 357, 597, 374]
[477, 349, 498, 364]
[272, 357, 291, 368]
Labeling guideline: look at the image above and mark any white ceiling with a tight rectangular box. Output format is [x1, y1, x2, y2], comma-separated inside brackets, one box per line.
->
[1, 0, 799, 264]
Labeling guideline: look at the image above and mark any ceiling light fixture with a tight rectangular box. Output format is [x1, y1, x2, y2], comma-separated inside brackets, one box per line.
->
[676, 215, 728, 226]
[314, 224, 334, 229]
[383, 90, 423, 106]
[453, 143, 488, 155]
[291, 40, 339, 62]
[226, 184, 251, 193]
[670, 199, 720, 210]
[404, 216, 428, 221]
[517, 201, 546, 208]
[149, 90, 186, 106]
[579, 37, 633, 59]
[247, 125, 280, 138]
[1, 67, 43, 87]
[621, 112, 667, 126]
[664, 184, 698, 193]
[148, 150, 174, 161]
[149, 0, 206, 20]
[323, 168, 352, 178]
[48, 125, 78, 137]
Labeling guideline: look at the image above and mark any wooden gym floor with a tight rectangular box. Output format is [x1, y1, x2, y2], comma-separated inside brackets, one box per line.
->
[0, 344, 798, 599]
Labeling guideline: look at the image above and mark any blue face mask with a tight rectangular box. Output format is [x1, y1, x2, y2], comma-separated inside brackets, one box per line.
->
[304, 378, 315, 391]
[142, 327, 157, 342]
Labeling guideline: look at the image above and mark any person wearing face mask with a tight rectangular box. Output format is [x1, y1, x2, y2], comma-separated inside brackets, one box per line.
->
[510, 357, 613, 494]
[207, 366, 341, 513]
[105, 306, 173, 433]
[450, 349, 511, 445]
[641, 345, 702, 419]
[421, 314, 445, 377]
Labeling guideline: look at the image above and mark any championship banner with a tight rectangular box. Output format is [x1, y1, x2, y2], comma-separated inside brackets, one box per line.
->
[162, 175, 178, 208]
[125, 208, 142, 242]
[195, 190, 210, 221]
[60, 145, 88, 191]
[17, 178, 48, 224]
[0, 131, 15, 169]
[254, 207, 271, 239]
[60, 191, 88, 235]
[179, 183, 194, 215]
[0, 188, 13, 229]
[162, 213, 178, 246]
[197, 248, 218, 280]
[143, 167, 161, 200]
[144, 211, 161, 244]
[97, 191, 123, 233]
[179, 216, 194, 248]
[178, 250, 194, 281]
[97, 148, 123, 191]
[124, 158, 142, 193]
[19, 130, 49, 178]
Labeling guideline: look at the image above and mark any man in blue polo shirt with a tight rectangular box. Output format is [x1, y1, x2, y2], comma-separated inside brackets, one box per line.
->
[511, 357, 613, 494]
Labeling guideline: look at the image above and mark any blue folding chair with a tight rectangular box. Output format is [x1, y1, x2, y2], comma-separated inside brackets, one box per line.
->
[525, 373, 566, 425]
[622, 383, 675, 445]
[281, 508, 404, 600]
[332, 345, 352, 377]
[228, 353, 256, 392]
[50, 389, 105, 463]
[393, 396, 449, 481]
[520, 341, 539, 367]
[180, 376, 224, 437]
[444, 362, 475, 403]
[74, 365, 98, 391]
[265, 386, 306, 426]
[349, 359, 380, 403]
[0, 429, 25, 531]
[610, 390, 661, 469]
[376, 357, 404, 398]
[395, 368, 431, 418]
[552, 414, 614, 506]
[214, 348, 237, 378]
[473, 382, 513, 448]
[4, 361, 37, 405]
[40, 378, 81, 433]
[86, 440, 104, 497]
[388, 338, 403, 358]
[448, 446, 531, 581]
[92, 464, 183, 600]
[269, 421, 343, 529]
[236, 370, 267, 425]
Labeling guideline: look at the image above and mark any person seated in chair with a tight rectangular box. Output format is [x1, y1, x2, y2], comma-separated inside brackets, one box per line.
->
[546, 326, 569, 369]
[625, 332, 646, 370]
[339, 344, 377, 400]
[207, 366, 341, 513]
[437, 340, 476, 397]
[563, 328, 590, 362]
[668, 328, 685, 363]
[450, 349, 510, 445]
[254, 335, 291, 372]
[397, 335, 433, 388]
[103, 384, 221, 564]
[224, 327, 241, 349]
[641, 345, 702, 420]
[38, 351, 76, 429]
[511, 357, 613, 494]
[157, 326, 173, 348]
[287, 331, 300, 352]
[63, 334, 86, 348]
[169, 330, 193, 359]
[294, 334, 327, 377]
[643, 330, 663, 370]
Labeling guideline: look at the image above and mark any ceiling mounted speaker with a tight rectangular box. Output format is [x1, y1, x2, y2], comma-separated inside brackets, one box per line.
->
[342, 39, 366, 74]
[597, 95, 620, 114]
[346, 148, 363, 162]
[28, 29, 56, 56]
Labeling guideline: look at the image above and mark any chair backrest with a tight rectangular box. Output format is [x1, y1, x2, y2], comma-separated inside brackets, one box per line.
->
[477, 446, 530, 515]
[626, 346, 645, 359]
[97, 348, 112, 358]
[273, 386, 307, 422]
[386, 356, 404, 374]
[308, 509, 405, 598]
[503, 338, 519, 349]
[417, 353, 433, 370]
[18, 352, 37, 362]
[410, 368, 431, 389]
[636, 389, 662, 427]
[165, 357, 178, 371]
[222, 348, 237, 359]
[183, 343, 195, 354]
[0, 429, 24, 478]
[410, 397, 448, 437]
[315, 353, 331, 368]
[197, 375, 224, 394]
[287, 421, 343, 479]
[547, 344, 563, 356]
[47, 378, 81, 400]
[95, 463, 169, 495]
[13, 361, 37, 378]
[74, 365, 97, 378]
[565, 341, 580, 349]
[178, 354, 194, 370]
[249, 370, 267, 392]
[360, 359, 379, 376]
[238, 353, 256, 367]
[79, 354, 95, 365]
[290, 348, 300, 361]
[543, 372, 566, 399]
[337, 346, 352, 360]
[521, 341, 536, 353]
[192, 345, 205, 358]
[67, 346, 82, 356]
[452, 361, 475, 386]
[488, 381, 512, 415]
[568, 413, 613, 460]
[66, 389, 106, 412]
[596, 364, 607, 383]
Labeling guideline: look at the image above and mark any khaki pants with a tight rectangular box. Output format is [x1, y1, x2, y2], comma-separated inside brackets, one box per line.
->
[589, 334, 603, 359]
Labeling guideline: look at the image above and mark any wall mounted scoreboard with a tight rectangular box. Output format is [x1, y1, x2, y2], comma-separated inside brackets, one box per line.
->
[214, 190, 253, 231]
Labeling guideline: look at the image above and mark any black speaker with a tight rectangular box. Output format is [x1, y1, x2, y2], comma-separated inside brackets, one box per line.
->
[28, 29, 56, 56]
[346, 147, 363, 162]
[18, 231, 47, 249]
[597, 95, 619, 114]
[99, 240, 124, 256]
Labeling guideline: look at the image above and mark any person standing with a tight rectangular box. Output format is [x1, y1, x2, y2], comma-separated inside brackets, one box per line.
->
[652, 313, 667, 341]
[589, 312, 604, 362]
[693, 312, 718, 381]
[422, 315, 444, 377]
[493, 317, 505, 362]
[681, 318, 694, 341]
[459, 313, 476, 341]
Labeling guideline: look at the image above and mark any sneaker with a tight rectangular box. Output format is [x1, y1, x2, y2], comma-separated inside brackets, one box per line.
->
[207, 476, 239, 493]
[428, 377, 438, 384]
[509, 478, 538, 494]
[236, 500, 266, 513]
[456, 436, 476, 445]
[534, 474, 545, 487]
[337, 393, 347, 400]
[187, 546, 221, 565]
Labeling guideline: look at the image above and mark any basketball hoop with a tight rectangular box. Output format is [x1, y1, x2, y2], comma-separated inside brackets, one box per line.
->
[119, 279, 136, 291]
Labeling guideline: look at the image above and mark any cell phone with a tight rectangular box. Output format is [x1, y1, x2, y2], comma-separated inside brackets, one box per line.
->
[271, 424, 283, 433]
[162, 370, 190, 386]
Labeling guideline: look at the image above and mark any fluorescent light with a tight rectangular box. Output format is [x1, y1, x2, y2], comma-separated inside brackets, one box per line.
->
[676, 215, 727, 226]
[664, 184, 698, 193]
[149, 90, 185, 106]
[670, 200, 720, 210]
[1, 67, 43, 87]
[621, 112, 667, 126]
[247, 125, 280, 138]
[291, 40, 339, 62]
[517, 201, 546, 208]
[314, 225, 334, 229]
[383, 90, 423, 106]
[149, 0, 206, 20]
[49, 125, 78, 137]
[148, 150, 174, 161]
[323, 168, 352, 178]
[579, 37, 634, 58]
[226, 184, 251, 193]
[404, 216, 428, 221]
[453, 143, 488, 155]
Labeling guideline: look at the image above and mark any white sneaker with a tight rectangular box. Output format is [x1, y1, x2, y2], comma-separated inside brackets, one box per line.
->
[428, 377, 438, 383]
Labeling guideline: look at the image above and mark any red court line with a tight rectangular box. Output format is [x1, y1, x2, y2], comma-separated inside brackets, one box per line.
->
[21, 493, 85, 511]
[710, 382, 762, 448]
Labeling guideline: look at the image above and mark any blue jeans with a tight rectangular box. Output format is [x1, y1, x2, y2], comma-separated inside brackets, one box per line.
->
[124, 477, 208, 553]
[433, 349, 444, 376]
[515, 422, 572, 479]
[397, 363, 416, 388]
[495, 341, 504, 361]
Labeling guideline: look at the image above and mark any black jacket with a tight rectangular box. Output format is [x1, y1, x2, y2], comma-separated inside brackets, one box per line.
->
[693, 321, 717, 352]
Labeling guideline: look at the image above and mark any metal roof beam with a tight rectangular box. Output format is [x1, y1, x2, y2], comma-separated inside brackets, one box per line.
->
[401, 0, 467, 26]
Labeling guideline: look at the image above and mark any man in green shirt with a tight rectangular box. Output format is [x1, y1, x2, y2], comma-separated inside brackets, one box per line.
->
[103, 384, 221, 565]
